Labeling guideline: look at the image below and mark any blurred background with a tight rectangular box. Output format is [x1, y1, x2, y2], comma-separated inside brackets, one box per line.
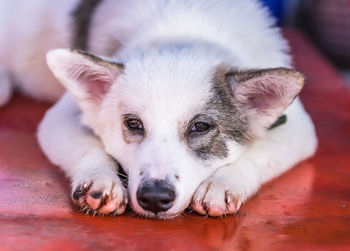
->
[261, 0, 350, 87]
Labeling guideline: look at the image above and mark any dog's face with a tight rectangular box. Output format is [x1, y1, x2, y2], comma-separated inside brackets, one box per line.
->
[47, 49, 303, 218]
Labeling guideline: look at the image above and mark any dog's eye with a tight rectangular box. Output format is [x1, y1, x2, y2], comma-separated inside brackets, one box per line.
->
[126, 119, 143, 130]
[191, 122, 210, 133]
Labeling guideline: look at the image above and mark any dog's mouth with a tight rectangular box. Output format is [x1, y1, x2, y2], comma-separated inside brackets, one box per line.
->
[131, 204, 193, 220]
[138, 211, 181, 220]
[137, 207, 196, 219]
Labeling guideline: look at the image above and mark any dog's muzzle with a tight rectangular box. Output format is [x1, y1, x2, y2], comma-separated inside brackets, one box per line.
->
[136, 179, 176, 214]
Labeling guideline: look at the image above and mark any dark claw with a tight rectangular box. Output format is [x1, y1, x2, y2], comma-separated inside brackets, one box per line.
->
[72, 183, 91, 201]
[90, 191, 102, 199]
[203, 202, 210, 215]
[224, 191, 232, 205]
[72, 185, 85, 200]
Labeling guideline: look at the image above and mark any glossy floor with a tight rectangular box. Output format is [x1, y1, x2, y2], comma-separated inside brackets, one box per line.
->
[0, 29, 349, 251]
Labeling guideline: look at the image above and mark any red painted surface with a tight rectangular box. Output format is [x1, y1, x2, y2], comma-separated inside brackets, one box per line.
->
[0, 29, 350, 251]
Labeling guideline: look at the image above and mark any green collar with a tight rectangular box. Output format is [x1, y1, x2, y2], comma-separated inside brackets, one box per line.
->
[268, 114, 287, 130]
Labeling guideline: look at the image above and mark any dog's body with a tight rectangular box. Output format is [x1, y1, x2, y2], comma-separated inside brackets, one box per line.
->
[0, 0, 317, 218]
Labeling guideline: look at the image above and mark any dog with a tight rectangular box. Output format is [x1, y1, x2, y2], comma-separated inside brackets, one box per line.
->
[0, 0, 317, 219]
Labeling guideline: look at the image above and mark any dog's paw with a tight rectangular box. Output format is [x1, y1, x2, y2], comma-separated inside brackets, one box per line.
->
[191, 179, 241, 217]
[191, 161, 260, 217]
[72, 176, 127, 216]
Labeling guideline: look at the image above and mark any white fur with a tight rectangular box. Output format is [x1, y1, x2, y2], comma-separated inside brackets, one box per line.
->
[0, 68, 12, 106]
[0, 0, 76, 102]
[1, 0, 317, 218]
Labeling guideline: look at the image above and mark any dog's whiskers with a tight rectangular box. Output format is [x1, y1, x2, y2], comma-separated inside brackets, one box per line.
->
[116, 171, 128, 179]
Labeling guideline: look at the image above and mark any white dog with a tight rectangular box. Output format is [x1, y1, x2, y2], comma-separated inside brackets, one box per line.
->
[0, 0, 317, 219]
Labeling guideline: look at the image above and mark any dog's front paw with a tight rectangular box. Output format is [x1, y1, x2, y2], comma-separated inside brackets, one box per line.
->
[72, 176, 127, 216]
[191, 166, 259, 217]
[191, 178, 241, 217]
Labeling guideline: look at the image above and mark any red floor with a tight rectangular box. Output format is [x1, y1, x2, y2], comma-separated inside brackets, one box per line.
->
[1, 29, 350, 251]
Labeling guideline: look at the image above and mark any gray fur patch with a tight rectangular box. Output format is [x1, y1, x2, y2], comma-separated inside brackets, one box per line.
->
[183, 115, 229, 160]
[228, 67, 304, 85]
[182, 65, 251, 161]
[71, 0, 103, 50]
[74, 50, 124, 69]
[208, 65, 251, 144]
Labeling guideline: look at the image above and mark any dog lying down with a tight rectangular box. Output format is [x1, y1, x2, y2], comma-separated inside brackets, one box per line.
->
[0, 0, 317, 219]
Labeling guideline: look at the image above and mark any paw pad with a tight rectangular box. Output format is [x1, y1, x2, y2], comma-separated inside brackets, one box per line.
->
[72, 180, 127, 216]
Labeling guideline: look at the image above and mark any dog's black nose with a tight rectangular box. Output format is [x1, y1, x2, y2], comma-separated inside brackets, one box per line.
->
[136, 179, 176, 214]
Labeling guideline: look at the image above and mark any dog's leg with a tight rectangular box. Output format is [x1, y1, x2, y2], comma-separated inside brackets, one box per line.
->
[38, 93, 127, 216]
[192, 100, 317, 217]
[0, 68, 13, 107]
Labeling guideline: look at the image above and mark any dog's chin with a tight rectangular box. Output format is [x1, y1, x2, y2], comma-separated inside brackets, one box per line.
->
[138, 211, 182, 220]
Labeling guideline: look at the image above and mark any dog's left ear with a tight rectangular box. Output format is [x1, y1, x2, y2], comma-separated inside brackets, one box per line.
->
[226, 68, 304, 136]
[46, 49, 124, 111]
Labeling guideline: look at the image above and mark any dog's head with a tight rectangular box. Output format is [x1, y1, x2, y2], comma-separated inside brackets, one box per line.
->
[47, 48, 304, 218]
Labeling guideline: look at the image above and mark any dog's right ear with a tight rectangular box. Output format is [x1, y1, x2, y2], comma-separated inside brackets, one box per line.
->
[226, 67, 304, 138]
[46, 49, 124, 109]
